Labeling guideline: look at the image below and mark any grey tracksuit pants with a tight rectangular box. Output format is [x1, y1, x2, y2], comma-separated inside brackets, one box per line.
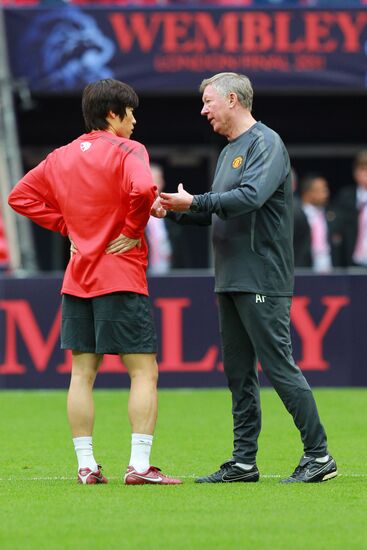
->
[217, 292, 328, 464]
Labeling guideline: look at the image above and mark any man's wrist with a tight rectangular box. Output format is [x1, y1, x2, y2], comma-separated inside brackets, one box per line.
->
[189, 195, 200, 213]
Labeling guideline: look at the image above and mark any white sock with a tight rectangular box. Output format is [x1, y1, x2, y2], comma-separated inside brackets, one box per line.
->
[73, 436, 98, 472]
[129, 433, 153, 473]
[315, 455, 330, 463]
[235, 462, 255, 471]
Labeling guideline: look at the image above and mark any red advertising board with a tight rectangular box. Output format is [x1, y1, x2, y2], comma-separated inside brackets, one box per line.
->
[0, 274, 363, 388]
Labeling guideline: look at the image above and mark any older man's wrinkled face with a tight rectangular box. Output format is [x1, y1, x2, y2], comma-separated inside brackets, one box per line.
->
[201, 84, 231, 137]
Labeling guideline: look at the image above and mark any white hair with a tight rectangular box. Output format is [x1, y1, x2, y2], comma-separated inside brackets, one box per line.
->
[199, 72, 253, 111]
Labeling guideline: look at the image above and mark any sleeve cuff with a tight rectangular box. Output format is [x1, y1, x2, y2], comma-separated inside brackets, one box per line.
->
[189, 195, 200, 213]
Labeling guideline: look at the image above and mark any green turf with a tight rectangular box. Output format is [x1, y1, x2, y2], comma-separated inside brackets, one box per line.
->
[1, 389, 366, 549]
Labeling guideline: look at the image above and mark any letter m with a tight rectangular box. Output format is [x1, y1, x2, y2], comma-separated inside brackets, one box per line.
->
[0, 300, 61, 374]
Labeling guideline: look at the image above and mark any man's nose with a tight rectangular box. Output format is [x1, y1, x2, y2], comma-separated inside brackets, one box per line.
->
[201, 105, 208, 116]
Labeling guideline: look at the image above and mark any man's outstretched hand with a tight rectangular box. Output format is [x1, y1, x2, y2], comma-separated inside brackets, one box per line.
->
[160, 184, 193, 212]
[150, 195, 167, 218]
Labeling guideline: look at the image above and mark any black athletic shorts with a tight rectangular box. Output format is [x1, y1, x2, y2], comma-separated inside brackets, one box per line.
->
[61, 292, 157, 354]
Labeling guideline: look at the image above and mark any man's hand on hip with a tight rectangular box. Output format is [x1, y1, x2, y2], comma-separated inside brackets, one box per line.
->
[105, 233, 141, 254]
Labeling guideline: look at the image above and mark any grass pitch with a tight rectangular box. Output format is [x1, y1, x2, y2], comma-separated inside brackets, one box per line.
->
[1, 388, 366, 549]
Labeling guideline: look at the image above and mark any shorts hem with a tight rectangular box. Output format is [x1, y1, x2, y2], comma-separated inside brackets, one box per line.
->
[96, 348, 157, 355]
[60, 345, 157, 355]
[60, 345, 96, 353]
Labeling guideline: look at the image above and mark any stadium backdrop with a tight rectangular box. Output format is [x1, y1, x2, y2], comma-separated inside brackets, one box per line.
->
[2, 6, 367, 388]
[0, 274, 366, 388]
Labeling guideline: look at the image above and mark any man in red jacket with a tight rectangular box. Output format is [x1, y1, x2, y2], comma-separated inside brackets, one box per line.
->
[8, 79, 181, 486]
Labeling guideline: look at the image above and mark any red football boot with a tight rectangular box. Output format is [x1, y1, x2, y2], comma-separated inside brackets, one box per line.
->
[77, 465, 108, 485]
[124, 465, 182, 485]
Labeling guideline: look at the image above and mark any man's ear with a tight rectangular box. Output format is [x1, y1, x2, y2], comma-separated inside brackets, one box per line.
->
[228, 92, 237, 108]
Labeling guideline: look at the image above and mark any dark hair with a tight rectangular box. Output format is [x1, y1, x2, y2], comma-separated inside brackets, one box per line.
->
[82, 79, 139, 132]
[299, 173, 326, 196]
[353, 150, 367, 169]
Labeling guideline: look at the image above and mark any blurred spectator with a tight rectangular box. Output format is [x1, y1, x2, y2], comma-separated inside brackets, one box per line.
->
[2, 0, 367, 5]
[0, 207, 10, 272]
[65, 0, 171, 5]
[292, 168, 311, 269]
[333, 150, 367, 268]
[184, 0, 367, 4]
[293, 173, 338, 272]
[165, 203, 197, 269]
[146, 163, 172, 274]
[146, 163, 196, 271]
[0, 1, 39, 5]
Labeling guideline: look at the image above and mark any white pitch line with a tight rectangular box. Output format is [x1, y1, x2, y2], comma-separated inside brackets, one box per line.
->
[0, 473, 366, 481]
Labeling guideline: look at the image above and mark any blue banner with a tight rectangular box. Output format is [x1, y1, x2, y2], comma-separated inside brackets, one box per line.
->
[0, 273, 365, 388]
[4, 6, 367, 92]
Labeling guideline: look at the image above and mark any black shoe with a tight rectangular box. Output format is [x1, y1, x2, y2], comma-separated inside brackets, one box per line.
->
[195, 460, 260, 483]
[281, 455, 338, 484]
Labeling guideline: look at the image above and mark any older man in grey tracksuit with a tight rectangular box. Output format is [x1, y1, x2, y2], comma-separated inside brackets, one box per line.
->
[160, 72, 337, 484]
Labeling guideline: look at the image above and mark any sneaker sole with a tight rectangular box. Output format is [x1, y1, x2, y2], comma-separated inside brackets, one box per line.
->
[125, 480, 181, 485]
[195, 476, 259, 484]
[78, 478, 108, 485]
[321, 470, 338, 482]
[309, 467, 338, 483]
[125, 475, 182, 485]
[280, 469, 338, 484]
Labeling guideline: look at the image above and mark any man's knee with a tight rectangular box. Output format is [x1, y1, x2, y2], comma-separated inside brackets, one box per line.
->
[71, 352, 102, 383]
[133, 363, 158, 385]
[140, 367, 158, 387]
[122, 354, 158, 384]
[71, 368, 98, 386]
